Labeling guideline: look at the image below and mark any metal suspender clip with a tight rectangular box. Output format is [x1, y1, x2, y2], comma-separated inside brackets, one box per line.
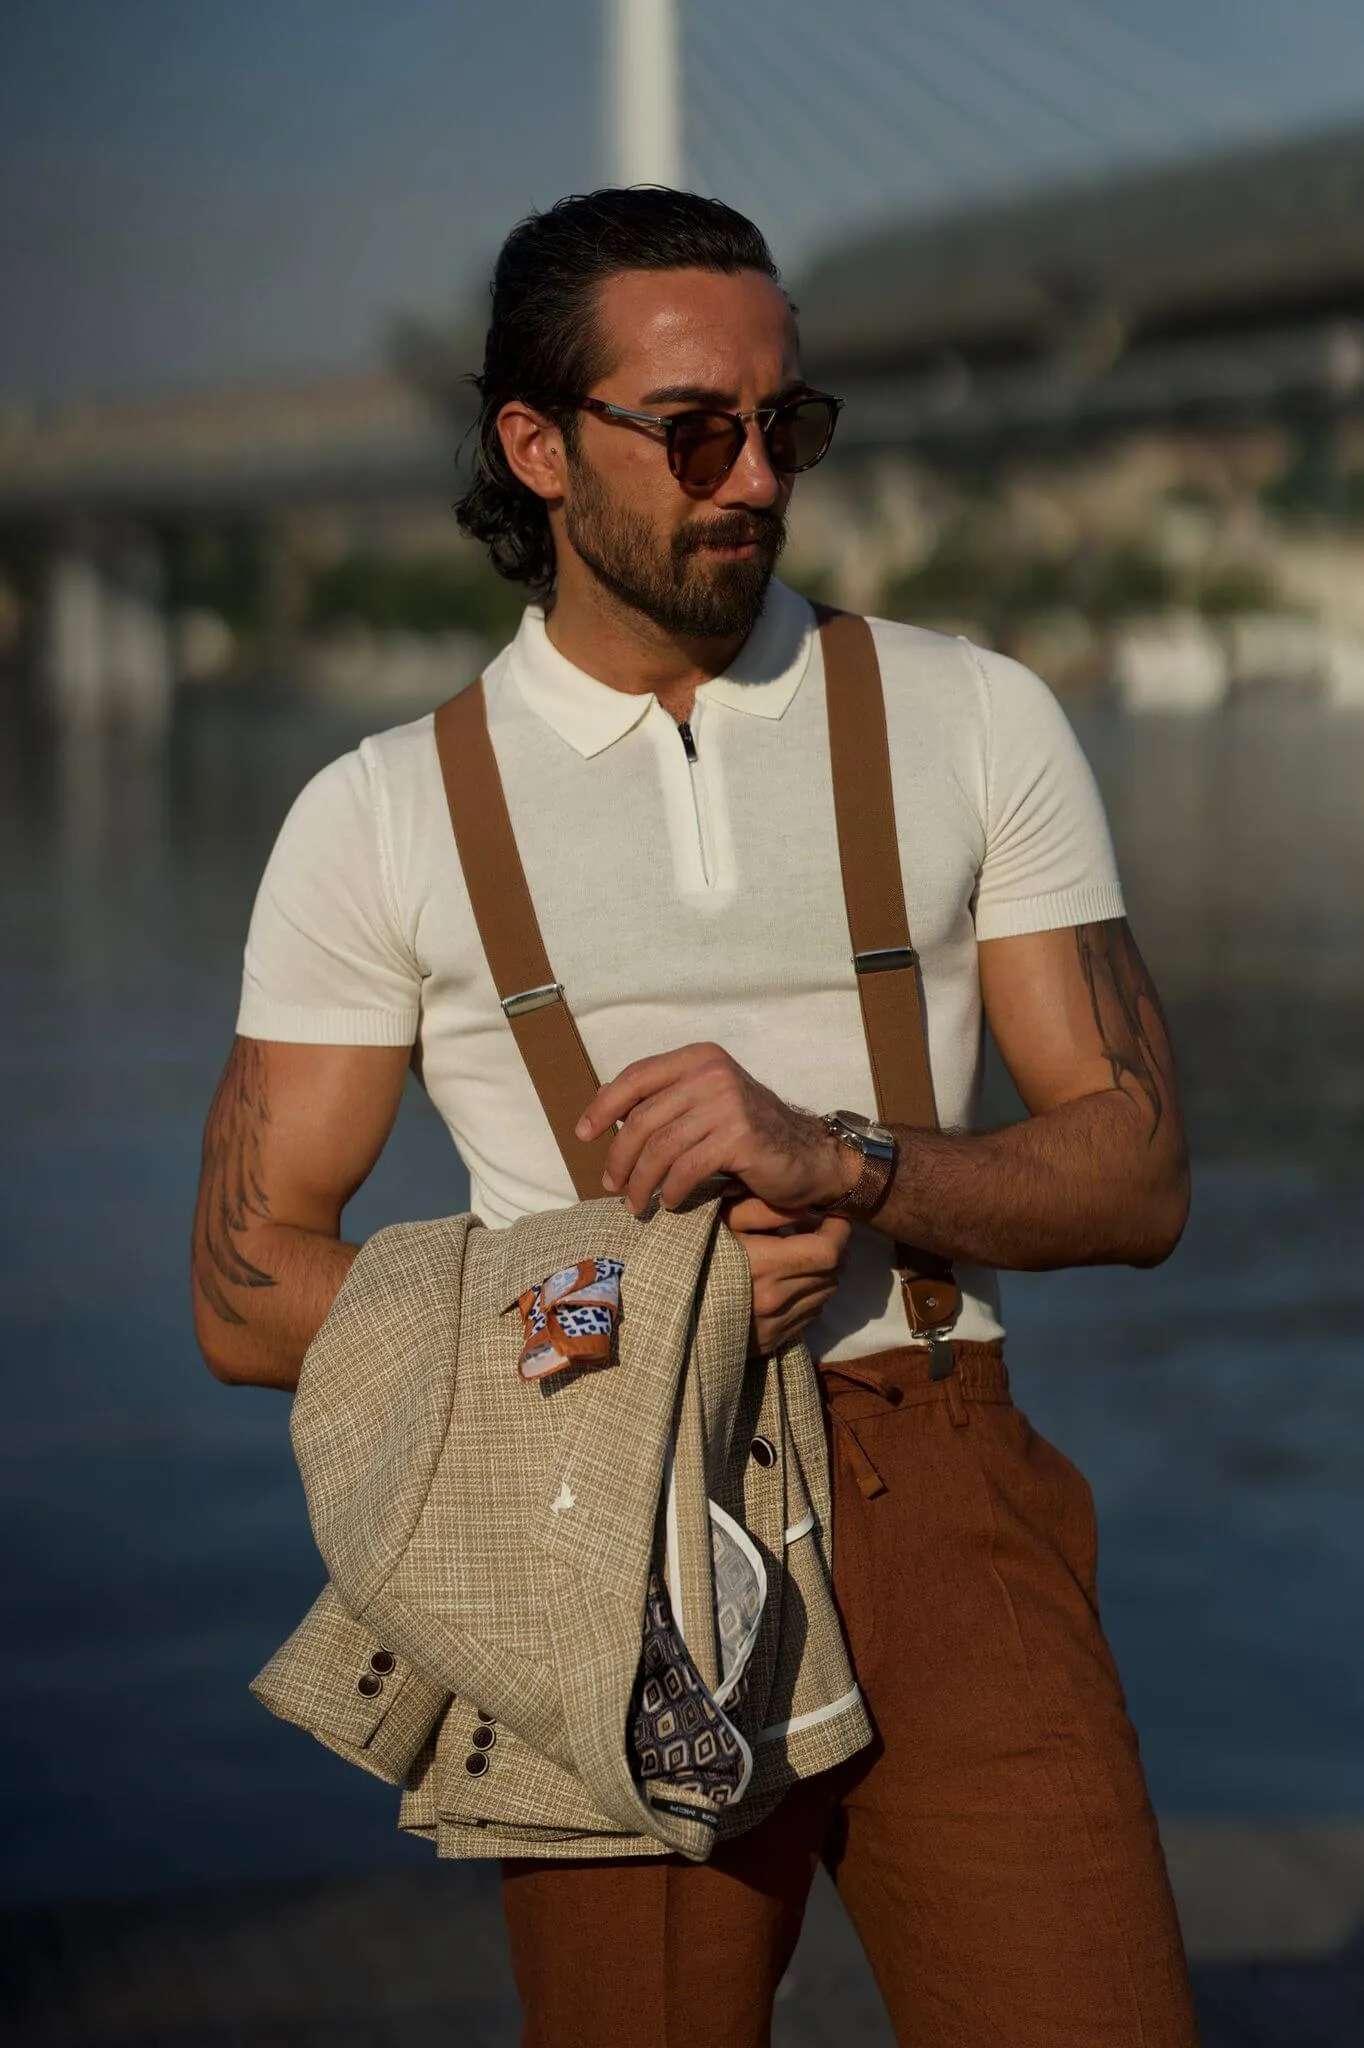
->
[853, 946, 918, 975]
[898, 1268, 960, 1380]
[501, 982, 564, 1019]
[927, 1333, 956, 1382]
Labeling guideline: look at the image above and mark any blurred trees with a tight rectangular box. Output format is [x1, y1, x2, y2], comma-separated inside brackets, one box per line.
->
[306, 549, 524, 641]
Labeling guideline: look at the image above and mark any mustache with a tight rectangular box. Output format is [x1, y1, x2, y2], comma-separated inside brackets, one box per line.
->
[676, 510, 787, 558]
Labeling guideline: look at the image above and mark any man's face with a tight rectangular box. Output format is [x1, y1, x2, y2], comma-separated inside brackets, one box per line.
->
[559, 267, 801, 639]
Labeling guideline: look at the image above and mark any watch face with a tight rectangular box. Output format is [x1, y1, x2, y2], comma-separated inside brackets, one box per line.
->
[833, 1110, 895, 1158]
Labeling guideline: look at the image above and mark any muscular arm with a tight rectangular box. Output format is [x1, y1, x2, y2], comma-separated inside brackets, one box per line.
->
[860, 920, 1189, 1270]
[577, 917, 1189, 1274]
[191, 1037, 410, 1389]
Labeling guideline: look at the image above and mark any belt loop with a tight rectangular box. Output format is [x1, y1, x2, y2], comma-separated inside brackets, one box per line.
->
[943, 1363, 968, 1428]
[836, 1416, 889, 1498]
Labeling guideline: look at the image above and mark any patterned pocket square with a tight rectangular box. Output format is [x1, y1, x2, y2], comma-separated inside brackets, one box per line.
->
[517, 1257, 625, 1381]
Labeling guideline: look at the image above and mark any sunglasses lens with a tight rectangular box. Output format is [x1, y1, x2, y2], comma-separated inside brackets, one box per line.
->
[671, 413, 745, 486]
[767, 397, 838, 473]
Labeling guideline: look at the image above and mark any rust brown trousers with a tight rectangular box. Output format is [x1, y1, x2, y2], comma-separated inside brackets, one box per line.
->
[434, 611, 1198, 2044]
[501, 1340, 1199, 2047]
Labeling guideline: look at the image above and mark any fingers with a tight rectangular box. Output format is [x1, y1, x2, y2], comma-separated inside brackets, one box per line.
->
[657, 1141, 736, 1214]
[750, 1275, 839, 1356]
[731, 1220, 849, 1284]
[734, 1209, 852, 1354]
[596, 1052, 749, 1214]
[722, 1204, 853, 1249]
[611, 1111, 743, 1219]
[576, 1042, 733, 1146]
[601, 1083, 709, 1209]
[816, 1214, 854, 1255]
[752, 1269, 838, 1321]
[722, 1195, 820, 1234]
[582, 1045, 839, 1217]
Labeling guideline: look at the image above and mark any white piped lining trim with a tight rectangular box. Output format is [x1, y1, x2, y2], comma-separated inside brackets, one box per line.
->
[708, 1499, 768, 1710]
[783, 1509, 815, 1544]
[758, 1683, 864, 1745]
[725, 1712, 755, 1801]
[658, 1455, 755, 1802]
[664, 1442, 683, 1644]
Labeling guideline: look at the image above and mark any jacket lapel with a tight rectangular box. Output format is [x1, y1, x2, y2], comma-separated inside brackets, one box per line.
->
[531, 1197, 724, 1603]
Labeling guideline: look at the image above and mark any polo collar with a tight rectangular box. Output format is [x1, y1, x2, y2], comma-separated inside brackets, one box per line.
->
[506, 579, 815, 759]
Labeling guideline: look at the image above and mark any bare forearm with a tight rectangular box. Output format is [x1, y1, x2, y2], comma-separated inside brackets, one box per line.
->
[578, 921, 1189, 1279]
[866, 1089, 1189, 1272]
[190, 1037, 377, 1391]
[193, 1223, 357, 1390]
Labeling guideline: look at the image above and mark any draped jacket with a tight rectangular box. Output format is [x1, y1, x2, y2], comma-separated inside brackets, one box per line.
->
[251, 1194, 870, 1862]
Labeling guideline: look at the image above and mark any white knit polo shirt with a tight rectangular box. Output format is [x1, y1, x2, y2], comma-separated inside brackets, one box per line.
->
[237, 580, 1124, 1361]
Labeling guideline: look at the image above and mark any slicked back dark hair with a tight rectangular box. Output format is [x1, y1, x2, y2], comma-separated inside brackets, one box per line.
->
[455, 187, 784, 596]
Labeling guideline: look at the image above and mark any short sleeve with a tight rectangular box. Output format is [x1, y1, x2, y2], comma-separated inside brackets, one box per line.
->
[235, 746, 421, 1044]
[969, 646, 1125, 941]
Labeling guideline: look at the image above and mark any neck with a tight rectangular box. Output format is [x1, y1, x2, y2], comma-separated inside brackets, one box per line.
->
[543, 556, 757, 724]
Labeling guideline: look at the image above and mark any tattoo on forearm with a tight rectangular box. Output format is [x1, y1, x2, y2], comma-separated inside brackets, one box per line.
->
[195, 1040, 278, 1323]
[1074, 921, 1168, 1139]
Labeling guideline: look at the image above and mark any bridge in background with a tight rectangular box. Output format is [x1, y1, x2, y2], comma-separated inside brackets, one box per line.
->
[0, 370, 462, 727]
[10, 115, 1364, 516]
[8, 106, 1364, 722]
[0, 370, 454, 522]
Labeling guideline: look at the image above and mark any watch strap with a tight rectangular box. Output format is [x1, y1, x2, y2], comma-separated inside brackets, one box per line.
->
[825, 1143, 895, 1222]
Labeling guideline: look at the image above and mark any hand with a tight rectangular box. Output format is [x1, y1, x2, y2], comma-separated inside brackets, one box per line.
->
[723, 1195, 852, 1355]
[575, 1042, 858, 1218]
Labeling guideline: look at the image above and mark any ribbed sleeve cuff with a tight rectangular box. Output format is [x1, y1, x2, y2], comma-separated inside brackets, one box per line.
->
[973, 881, 1126, 943]
[234, 999, 419, 1046]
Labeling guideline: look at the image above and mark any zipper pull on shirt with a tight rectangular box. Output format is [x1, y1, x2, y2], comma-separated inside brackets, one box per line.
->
[670, 715, 714, 886]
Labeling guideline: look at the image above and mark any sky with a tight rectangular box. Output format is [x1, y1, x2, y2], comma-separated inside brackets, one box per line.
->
[4, 0, 1364, 405]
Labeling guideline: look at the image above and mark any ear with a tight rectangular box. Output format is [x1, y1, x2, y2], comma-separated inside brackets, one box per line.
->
[498, 402, 566, 504]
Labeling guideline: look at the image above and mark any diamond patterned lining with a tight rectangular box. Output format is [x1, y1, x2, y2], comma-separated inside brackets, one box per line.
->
[628, 1570, 747, 1806]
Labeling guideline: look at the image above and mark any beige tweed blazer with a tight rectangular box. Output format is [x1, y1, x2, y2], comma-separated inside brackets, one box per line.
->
[251, 1193, 870, 1863]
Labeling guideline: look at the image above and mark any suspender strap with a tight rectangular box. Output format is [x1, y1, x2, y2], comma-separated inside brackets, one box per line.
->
[817, 608, 937, 1130]
[816, 606, 961, 1340]
[435, 616, 959, 1341]
[433, 680, 612, 1202]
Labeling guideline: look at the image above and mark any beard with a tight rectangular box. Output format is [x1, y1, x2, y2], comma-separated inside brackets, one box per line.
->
[562, 450, 787, 640]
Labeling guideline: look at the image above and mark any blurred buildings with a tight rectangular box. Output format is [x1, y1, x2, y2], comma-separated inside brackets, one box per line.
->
[7, 116, 1364, 721]
[788, 116, 1364, 705]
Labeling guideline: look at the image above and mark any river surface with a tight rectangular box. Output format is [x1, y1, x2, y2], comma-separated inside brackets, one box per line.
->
[2, 681, 1363, 1903]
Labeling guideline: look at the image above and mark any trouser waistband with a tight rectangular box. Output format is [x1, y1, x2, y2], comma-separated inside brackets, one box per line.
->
[817, 1339, 1008, 1405]
[815, 1342, 1008, 1499]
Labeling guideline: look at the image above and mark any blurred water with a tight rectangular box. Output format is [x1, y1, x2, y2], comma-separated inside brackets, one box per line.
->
[1, 682, 1362, 1904]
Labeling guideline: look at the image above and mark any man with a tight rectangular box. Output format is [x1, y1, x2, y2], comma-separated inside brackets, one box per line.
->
[194, 188, 1197, 2045]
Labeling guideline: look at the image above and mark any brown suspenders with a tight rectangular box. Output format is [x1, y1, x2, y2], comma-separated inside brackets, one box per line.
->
[813, 609, 962, 1344]
[433, 680, 612, 1203]
[432, 610, 960, 1346]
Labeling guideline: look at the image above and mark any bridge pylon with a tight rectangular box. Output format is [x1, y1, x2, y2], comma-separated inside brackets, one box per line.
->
[606, 0, 681, 189]
[40, 525, 172, 733]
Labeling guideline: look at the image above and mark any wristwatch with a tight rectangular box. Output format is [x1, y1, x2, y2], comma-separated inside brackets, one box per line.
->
[820, 1110, 897, 1221]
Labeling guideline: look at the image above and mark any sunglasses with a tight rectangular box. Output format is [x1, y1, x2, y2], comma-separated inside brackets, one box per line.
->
[576, 389, 843, 489]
